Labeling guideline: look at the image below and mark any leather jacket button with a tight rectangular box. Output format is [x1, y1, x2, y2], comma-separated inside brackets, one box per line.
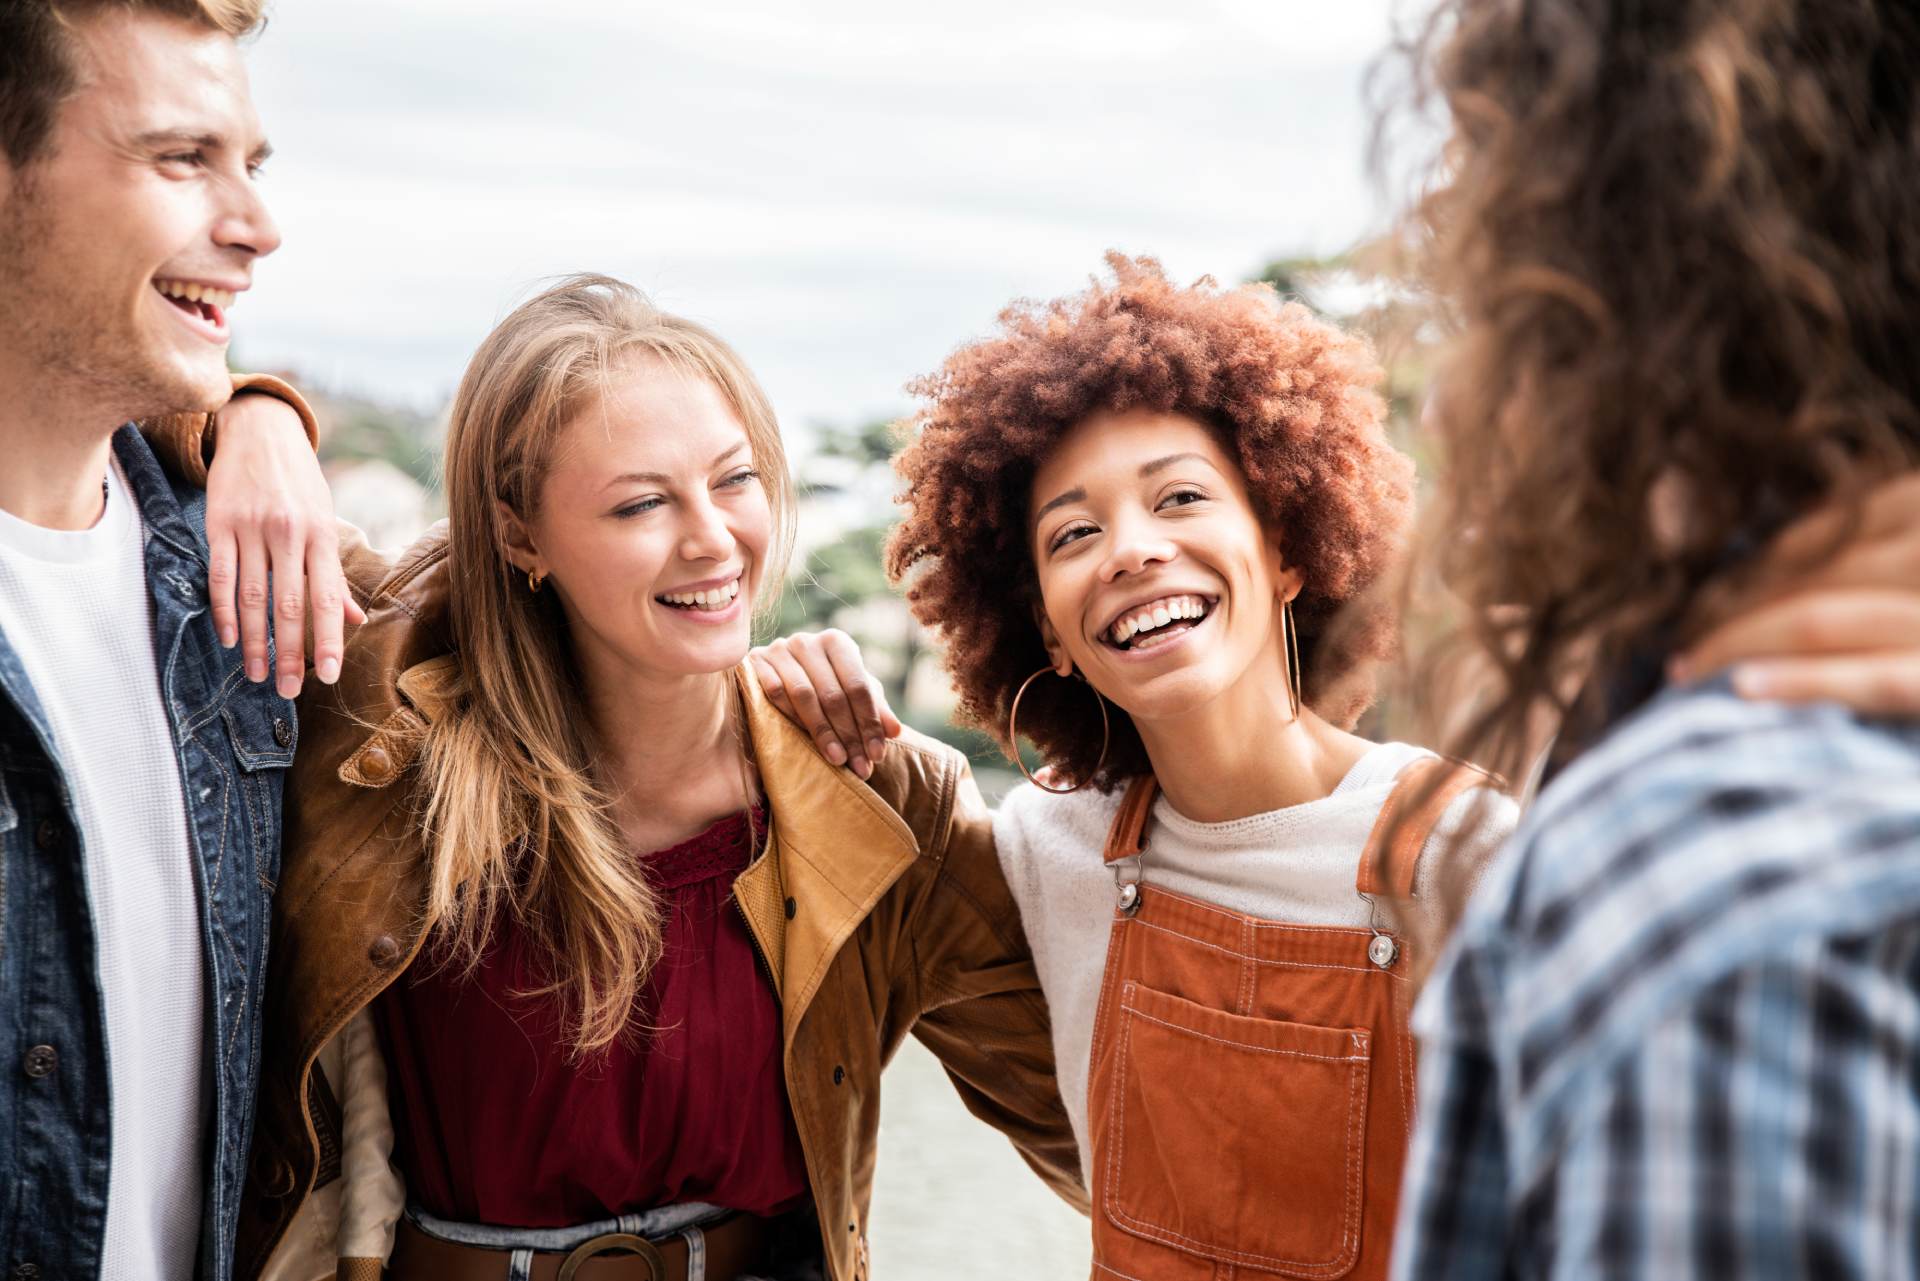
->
[832, 1065, 845, 1085]
[33, 818, 61, 851]
[784, 896, 797, 919]
[273, 717, 294, 748]
[359, 745, 394, 782]
[368, 934, 402, 967]
[22, 1045, 57, 1079]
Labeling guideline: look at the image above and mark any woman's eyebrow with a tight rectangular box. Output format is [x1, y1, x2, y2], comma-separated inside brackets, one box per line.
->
[601, 444, 746, 490]
[1032, 486, 1087, 529]
[1032, 452, 1213, 530]
[1139, 452, 1212, 477]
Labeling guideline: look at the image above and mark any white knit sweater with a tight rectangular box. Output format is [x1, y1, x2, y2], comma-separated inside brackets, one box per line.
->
[993, 741, 1518, 1184]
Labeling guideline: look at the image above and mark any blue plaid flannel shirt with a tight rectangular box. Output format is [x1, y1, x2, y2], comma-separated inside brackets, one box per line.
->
[1392, 682, 1920, 1280]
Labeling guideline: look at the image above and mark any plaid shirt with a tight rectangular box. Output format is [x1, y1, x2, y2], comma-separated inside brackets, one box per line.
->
[1393, 683, 1920, 1280]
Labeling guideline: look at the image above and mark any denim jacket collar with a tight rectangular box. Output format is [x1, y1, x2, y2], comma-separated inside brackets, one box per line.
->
[113, 424, 206, 566]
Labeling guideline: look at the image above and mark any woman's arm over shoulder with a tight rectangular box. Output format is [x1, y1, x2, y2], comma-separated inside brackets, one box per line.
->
[860, 731, 1035, 976]
[140, 372, 320, 488]
[869, 739, 1088, 1210]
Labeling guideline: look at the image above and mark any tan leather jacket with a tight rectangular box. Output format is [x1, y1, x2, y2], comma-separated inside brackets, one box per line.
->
[225, 526, 1085, 1281]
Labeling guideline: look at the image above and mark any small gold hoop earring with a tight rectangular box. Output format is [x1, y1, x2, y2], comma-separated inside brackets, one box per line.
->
[1008, 666, 1110, 795]
[527, 568, 546, 594]
[1282, 597, 1302, 721]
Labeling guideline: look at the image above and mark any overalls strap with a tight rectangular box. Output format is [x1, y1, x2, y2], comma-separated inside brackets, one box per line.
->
[1101, 774, 1160, 865]
[1354, 756, 1490, 899]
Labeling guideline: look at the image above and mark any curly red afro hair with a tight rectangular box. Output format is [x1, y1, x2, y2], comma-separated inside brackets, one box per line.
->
[887, 253, 1415, 789]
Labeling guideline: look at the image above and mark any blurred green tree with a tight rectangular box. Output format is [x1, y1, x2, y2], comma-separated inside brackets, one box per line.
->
[771, 418, 920, 718]
[1253, 254, 1341, 309]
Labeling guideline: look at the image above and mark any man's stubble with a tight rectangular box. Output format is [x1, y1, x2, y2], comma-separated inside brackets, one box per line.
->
[0, 170, 227, 428]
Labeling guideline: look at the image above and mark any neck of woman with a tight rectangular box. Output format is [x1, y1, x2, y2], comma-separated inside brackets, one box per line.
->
[1132, 661, 1373, 823]
[579, 658, 754, 836]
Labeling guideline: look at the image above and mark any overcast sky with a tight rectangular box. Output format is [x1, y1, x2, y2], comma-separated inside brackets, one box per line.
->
[234, 0, 1410, 439]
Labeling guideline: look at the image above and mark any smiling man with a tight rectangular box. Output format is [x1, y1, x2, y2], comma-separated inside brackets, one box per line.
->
[0, 4, 336, 1280]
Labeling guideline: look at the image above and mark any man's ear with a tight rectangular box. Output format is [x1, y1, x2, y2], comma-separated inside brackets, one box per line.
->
[494, 499, 543, 578]
[1032, 607, 1076, 678]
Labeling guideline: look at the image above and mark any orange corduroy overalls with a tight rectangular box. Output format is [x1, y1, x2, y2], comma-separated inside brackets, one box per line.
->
[1085, 757, 1480, 1281]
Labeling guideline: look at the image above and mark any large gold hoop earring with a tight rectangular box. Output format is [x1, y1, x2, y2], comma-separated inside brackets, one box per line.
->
[1008, 666, 1110, 795]
[1282, 597, 1302, 721]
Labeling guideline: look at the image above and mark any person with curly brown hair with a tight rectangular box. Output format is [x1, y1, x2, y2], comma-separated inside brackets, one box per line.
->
[883, 252, 1518, 1281]
[1383, 1, 1920, 1277]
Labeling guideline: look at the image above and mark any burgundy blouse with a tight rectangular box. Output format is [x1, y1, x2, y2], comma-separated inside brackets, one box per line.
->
[373, 807, 811, 1227]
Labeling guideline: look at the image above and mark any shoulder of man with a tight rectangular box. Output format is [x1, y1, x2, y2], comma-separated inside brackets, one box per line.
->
[1440, 680, 1920, 1146]
[1502, 680, 1920, 944]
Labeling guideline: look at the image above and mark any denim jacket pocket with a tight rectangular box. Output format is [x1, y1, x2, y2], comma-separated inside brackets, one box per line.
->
[1103, 981, 1371, 1278]
[221, 692, 295, 889]
[221, 693, 297, 772]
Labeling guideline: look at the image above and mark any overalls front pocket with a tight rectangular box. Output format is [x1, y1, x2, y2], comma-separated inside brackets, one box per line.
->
[1087, 884, 1402, 1281]
[1102, 976, 1373, 1276]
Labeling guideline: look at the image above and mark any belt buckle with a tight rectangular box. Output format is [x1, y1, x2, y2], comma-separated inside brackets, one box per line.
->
[556, 1232, 669, 1281]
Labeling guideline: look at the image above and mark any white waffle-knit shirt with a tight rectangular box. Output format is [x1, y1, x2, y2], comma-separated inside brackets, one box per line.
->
[0, 459, 208, 1280]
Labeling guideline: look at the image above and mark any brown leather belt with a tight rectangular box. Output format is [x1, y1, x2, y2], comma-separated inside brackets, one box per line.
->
[389, 1211, 775, 1281]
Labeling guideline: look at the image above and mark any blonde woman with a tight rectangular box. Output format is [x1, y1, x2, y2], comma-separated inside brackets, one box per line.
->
[209, 276, 1080, 1281]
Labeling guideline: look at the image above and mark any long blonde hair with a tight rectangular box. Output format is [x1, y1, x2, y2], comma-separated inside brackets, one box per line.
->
[422, 274, 795, 1056]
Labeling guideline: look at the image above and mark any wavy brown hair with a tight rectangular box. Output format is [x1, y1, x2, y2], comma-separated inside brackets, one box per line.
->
[423, 275, 794, 1057]
[1390, 0, 1920, 792]
[889, 253, 1414, 789]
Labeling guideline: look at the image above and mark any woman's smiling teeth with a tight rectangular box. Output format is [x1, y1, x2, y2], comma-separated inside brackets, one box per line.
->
[658, 579, 741, 611]
[1105, 594, 1212, 650]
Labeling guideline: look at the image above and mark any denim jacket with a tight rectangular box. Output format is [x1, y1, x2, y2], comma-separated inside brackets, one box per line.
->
[0, 427, 294, 1281]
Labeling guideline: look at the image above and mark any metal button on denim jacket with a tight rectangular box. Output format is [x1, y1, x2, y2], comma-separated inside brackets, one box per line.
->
[0, 427, 292, 1281]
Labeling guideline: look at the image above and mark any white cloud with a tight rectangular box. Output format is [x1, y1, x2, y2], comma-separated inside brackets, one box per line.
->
[235, 0, 1406, 428]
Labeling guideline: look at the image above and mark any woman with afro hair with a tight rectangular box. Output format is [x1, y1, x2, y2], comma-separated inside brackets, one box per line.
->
[739, 253, 1913, 1277]
[883, 253, 1518, 1281]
